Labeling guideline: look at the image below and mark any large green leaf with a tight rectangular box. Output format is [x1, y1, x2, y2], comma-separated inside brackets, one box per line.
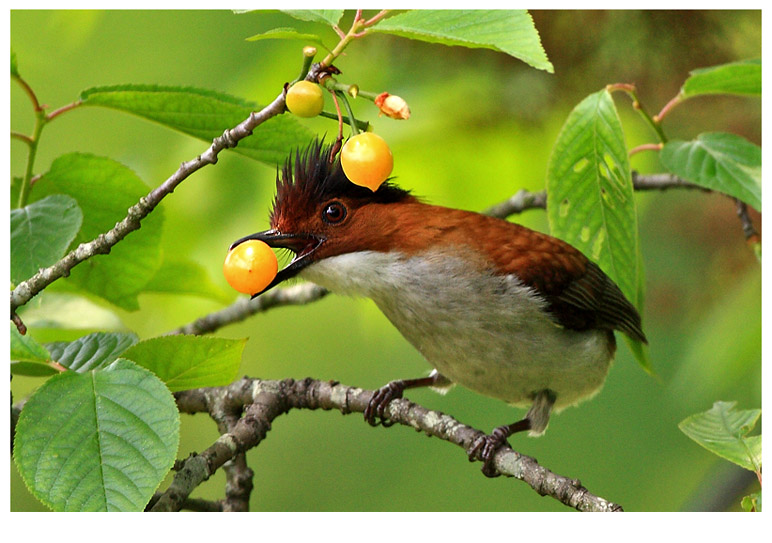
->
[679, 401, 761, 472]
[372, 10, 553, 73]
[682, 59, 761, 98]
[660, 132, 761, 211]
[546, 89, 649, 371]
[31, 153, 164, 310]
[10, 194, 83, 285]
[80, 85, 313, 165]
[122, 335, 246, 392]
[13, 359, 180, 511]
[45, 331, 139, 372]
[546, 90, 640, 304]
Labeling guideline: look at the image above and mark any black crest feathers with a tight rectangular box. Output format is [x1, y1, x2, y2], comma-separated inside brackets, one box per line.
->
[272, 139, 413, 223]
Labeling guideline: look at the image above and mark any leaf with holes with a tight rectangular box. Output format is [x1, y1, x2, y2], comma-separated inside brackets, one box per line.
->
[546, 89, 649, 372]
[546, 89, 640, 305]
[13, 359, 179, 511]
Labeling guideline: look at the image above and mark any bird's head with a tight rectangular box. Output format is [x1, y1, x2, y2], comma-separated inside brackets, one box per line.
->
[230, 139, 417, 296]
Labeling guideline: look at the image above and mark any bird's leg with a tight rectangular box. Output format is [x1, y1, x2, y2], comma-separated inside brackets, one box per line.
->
[468, 389, 556, 477]
[364, 371, 451, 427]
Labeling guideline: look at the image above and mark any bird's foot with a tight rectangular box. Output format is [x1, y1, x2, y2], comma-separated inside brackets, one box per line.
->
[467, 427, 511, 478]
[467, 419, 530, 477]
[364, 381, 405, 427]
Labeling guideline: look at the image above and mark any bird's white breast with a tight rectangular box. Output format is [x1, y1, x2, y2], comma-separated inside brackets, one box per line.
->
[300, 248, 613, 410]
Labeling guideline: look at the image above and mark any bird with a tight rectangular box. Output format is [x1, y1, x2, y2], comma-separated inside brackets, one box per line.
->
[231, 139, 647, 476]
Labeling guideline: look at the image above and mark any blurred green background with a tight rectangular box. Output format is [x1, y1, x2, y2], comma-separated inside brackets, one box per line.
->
[10, 10, 761, 512]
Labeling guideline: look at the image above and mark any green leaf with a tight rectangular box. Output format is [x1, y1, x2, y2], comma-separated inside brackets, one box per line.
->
[741, 492, 761, 512]
[144, 257, 232, 303]
[245, 27, 327, 49]
[682, 59, 761, 98]
[13, 359, 180, 511]
[11, 323, 51, 364]
[80, 84, 314, 165]
[10, 324, 59, 377]
[280, 9, 344, 26]
[16, 293, 126, 332]
[547, 90, 641, 305]
[11, 50, 19, 77]
[546, 90, 648, 371]
[45, 331, 139, 372]
[372, 10, 553, 73]
[122, 335, 246, 392]
[660, 132, 761, 211]
[31, 153, 164, 310]
[11, 362, 61, 377]
[10, 194, 83, 285]
[678, 401, 761, 472]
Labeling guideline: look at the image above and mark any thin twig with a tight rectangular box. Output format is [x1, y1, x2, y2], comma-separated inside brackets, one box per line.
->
[654, 92, 684, 123]
[155, 377, 623, 512]
[482, 188, 547, 219]
[631, 172, 701, 191]
[46, 100, 82, 121]
[168, 283, 328, 336]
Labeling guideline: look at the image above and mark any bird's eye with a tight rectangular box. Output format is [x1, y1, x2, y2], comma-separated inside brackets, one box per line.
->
[322, 201, 347, 224]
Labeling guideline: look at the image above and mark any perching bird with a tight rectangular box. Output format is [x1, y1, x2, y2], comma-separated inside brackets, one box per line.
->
[231, 140, 647, 476]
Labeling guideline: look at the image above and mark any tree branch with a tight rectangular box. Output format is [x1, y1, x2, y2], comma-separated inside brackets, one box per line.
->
[9, 90, 289, 323]
[482, 188, 547, 219]
[168, 283, 328, 336]
[153, 377, 623, 512]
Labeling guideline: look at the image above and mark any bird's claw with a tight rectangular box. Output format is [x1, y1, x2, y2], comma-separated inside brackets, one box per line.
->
[467, 427, 512, 478]
[364, 381, 404, 427]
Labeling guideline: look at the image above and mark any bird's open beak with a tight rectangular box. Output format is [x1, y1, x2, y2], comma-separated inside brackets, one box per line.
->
[230, 229, 325, 298]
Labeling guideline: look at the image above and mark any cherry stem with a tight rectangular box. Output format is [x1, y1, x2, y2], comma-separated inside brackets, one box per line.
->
[328, 89, 345, 160]
[628, 143, 664, 156]
[655, 93, 684, 124]
[607, 83, 667, 144]
[319, 9, 391, 68]
[335, 90, 360, 136]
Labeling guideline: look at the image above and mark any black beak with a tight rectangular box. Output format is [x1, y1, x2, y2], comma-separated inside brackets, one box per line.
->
[230, 229, 324, 298]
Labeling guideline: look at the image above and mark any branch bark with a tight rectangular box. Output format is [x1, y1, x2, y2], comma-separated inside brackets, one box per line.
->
[152, 377, 623, 512]
[168, 283, 328, 336]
